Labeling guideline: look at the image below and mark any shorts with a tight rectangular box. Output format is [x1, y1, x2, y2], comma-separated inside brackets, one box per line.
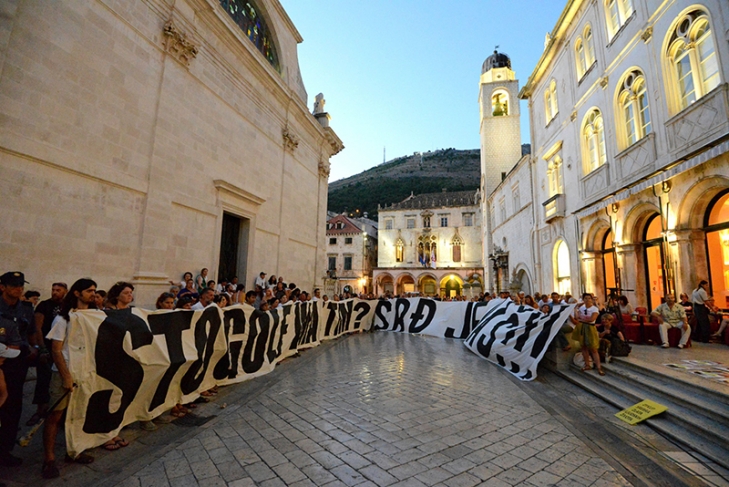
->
[48, 371, 70, 411]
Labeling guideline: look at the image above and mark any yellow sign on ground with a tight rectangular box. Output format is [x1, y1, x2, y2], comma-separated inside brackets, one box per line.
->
[615, 399, 668, 425]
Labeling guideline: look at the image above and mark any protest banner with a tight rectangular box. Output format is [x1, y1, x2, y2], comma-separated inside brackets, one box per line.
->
[463, 298, 575, 381]
[64, 299, 376, 456]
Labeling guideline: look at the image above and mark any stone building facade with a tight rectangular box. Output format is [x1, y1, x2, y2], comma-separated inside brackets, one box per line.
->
[324, 213, 377, 296]
[0, 0, 342, 306]
[375, 191, 484, 298]
[517, 0, 729, 309]
[487, 154, 536, 295]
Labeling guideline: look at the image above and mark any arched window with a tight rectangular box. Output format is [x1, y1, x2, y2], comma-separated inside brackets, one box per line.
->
[554, 240, 572, 295]
[492, 90, 509, 116]
[602, 230, 617, 294]
[220, 0, 281, 72]
[395, 238, 404, 263]
[582, 109, 607, 173]
[705, 189, 729, 309]
[584, 25, 595, 67]
[545, 80, 558, 123]
[618, 70, 652, 147]
[667, 9, 720, 111]
[643, 214, 665, 310]
[605, 0, 633, 39]
[575, 25, 596, 79]
[451, 234, 464, 263]
[547, 155, 563, 196]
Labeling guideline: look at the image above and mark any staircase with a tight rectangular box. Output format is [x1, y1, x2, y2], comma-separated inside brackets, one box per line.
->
[550, 354, 729, 471]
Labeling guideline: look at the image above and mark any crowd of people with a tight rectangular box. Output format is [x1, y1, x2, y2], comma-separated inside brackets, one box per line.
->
[1, 267, 727, 483]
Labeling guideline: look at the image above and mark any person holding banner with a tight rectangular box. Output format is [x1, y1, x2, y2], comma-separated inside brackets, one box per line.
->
[42, 278, 97, 479]
[571, 294, 604, 375]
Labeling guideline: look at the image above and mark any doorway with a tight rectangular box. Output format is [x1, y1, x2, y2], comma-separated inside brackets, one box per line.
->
[643, 214, 665, 311]
[218, 212, 250, 285]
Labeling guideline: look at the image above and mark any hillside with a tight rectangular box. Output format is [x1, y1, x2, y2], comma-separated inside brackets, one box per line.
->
[327, 148, 481, 219]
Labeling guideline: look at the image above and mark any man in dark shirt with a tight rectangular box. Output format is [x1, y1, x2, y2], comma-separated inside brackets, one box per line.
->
[28, 282, 68, 425]
[0, 271, 36, 467]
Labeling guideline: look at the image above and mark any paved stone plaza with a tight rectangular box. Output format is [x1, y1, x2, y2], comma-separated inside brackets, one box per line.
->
[7, 332, 716, 487]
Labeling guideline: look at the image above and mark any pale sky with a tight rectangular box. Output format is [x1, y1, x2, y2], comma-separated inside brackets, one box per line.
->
[280, 0, 565, 182]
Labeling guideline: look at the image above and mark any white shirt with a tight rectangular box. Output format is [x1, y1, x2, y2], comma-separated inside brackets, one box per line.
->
[254, 276, 267, 289]
[692, 288, 709, 305]
[577, 305, 599, 324]
[47, 315, 71, 372]
[191, 302, 208, 311]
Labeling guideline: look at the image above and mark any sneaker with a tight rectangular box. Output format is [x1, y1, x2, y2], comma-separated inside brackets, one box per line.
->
[42, 461, 60, 479]
[0, 453, 22, 467]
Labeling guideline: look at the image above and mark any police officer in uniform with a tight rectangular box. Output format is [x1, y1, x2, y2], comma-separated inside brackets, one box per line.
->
[0, 271, 37, 467]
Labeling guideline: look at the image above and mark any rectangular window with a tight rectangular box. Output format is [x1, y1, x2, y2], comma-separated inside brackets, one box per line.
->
[345, 237, 353, 244]
[463, 214, 473, 227]
[344, 256, 352, 270]
[406, 218, 415, 229]
[385, 220, 393, 230]
[499, 200, 506, 223]
[328, 256, 336, 270]
[440, 217, 448, 227]
[512, 186, 520, 212]
[329, 237, 337, 245]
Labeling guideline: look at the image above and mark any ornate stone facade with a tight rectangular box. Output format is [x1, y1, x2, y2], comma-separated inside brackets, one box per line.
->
[0, 0, 342, 306]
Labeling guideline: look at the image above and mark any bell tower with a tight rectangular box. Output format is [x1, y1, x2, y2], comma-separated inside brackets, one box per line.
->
[479, 50, 522, 292]
[479, 50, 522, 197]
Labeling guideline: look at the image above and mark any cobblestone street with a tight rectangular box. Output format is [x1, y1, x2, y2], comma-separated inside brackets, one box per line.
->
[7, 332, 711, 487]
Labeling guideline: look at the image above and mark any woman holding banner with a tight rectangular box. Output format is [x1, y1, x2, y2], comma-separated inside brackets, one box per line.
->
[571, 294, 604, 376]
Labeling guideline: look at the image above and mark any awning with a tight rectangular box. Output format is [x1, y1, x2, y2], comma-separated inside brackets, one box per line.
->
[575, 138, 729, 219]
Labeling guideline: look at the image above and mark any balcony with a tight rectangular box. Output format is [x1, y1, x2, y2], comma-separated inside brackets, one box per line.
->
[616, 132, 656, 183]
[543, 193, 565, 223]
[665, 83, 729, 160]
[581, 163, 610, 202]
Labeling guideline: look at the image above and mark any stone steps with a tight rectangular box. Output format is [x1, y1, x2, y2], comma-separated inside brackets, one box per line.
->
[553, 358, 729, 471]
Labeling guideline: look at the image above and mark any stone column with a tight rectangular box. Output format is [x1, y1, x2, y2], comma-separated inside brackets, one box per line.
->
[616, 243, 640, 305]
[673, 229, 707, 295]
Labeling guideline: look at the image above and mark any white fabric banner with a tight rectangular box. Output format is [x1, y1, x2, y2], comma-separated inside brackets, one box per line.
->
[372, 298, 492, 339]
[464, 298, 575, 381]
[64, 299, 376, 456]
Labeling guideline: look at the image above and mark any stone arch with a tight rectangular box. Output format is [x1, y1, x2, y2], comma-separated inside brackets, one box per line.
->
[584, 217, 611, 251]
[675, 175, 729, 230]
[396, 273, 416, 295]
[622, 201, 660, 245]
[513, 264, 532, 295]
[417, 272, 438, 296]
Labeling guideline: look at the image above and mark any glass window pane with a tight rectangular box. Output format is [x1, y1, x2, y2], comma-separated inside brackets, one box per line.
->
[698, 36, 720, 94]
[624, 102, 637, 145]
[675, 49, 696, 107]
[638, 92, 651, 135]
[557, 241, 571, 278]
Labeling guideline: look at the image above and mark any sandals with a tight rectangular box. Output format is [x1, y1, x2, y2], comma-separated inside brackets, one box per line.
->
[103, 441, 121, 451]
[65, 453, 94, 464]
[581, 365, 592, 372]
[598, 368, 606, 376]
[115, 437, 129, 447]
[42, 461, 60, 479]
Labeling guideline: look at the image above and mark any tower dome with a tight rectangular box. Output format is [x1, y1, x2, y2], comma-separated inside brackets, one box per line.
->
[482, 50, 511, 74]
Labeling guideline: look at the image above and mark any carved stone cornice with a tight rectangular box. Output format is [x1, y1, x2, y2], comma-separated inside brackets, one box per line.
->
[163, 19, 199, 67]
[318, 158, 330, 179]
[282, 127, 299, 153]
[322, 126, 344, 156]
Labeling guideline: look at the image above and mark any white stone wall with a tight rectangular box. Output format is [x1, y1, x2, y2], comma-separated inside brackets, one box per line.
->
[0, 0, 341, 306]
[488, 156, 536, 293]
[378, 205, 483, 269]
[523, 0, 729, 300]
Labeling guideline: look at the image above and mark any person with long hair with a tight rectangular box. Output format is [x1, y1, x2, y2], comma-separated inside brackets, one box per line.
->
[155, 292, 175, 310]
[106, 282, 134, 310]
[692, 280, 712, 342]
[42, 279, 99, 478]
[570, 294, 604, 375]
